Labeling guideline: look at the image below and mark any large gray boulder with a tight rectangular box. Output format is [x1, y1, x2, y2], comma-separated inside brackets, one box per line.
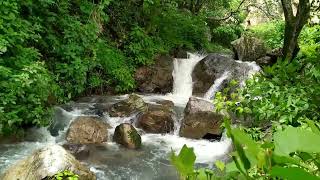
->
[134, 55, 173, 94]
[185, 97, 214, 115]
[107, 94, 148, 117]
[179, 97, 224, 139]
[66, 116, 110, 144]
[192, 53, 259, 96]
[1, 145, 96, 180]
[113, 123, 142, 149]
[137, 100, 175, 134]
[231, 35, 268, 62]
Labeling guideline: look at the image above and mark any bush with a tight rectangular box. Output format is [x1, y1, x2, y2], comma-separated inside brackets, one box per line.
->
[299, 25, 320, 58]
[211, 24, 244, 47]
[248, 20, 285, 49]
[153, 8, 210, 50]
[215, 58, 320, 128]
[124, 26, 165, 66]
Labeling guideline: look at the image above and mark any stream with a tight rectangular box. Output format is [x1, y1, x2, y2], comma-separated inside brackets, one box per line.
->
[0, 53, 260, 180]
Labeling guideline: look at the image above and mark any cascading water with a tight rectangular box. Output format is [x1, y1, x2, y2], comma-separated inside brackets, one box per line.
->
[203, 71, 231, 100]
[172, 53, 205, 97]
[0, 53, 261, 180]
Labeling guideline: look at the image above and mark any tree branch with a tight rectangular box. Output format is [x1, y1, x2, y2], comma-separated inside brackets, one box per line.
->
[208, 0, 246, 21]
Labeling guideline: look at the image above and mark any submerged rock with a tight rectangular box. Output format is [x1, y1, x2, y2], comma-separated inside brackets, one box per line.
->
[231, 35, 268, 62]
[134, 55, 173, 94]
[137, 100, 175, 134]
[113, 123, 142, 149]
[107, 94, 148, 117]
[1, 145, 96, 180]
[66, 116, 109, 144]
[179, 97, 223, 139]
[192, 53, 259, 96]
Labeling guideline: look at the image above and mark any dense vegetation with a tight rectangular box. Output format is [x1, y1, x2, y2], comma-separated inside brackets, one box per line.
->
[171, 0, 320, 179]
[0, 0, 243, 135]
[1, 0, 320, 179]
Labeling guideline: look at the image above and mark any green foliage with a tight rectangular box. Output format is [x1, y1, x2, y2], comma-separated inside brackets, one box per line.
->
[0, 0, 248, 135]
[153, 8, 210, 50]
[0, 0, 58, 135]
[249, 22, 320, 59]
[299, 25, 320, 58]
[44, 170, 79, 180]
[211, 24, 244, 47]
[248, 20, 285, 49]
[215, 58, 320, 128]
[171, 145, 196, 178]
[54, 170, 79, 180]
[171, 120, 320, 179]
[124, 26, 164, 66]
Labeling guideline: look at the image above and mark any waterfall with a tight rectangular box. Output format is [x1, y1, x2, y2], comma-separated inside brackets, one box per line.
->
[203, 71, 231, 100]
[172, 53, 205, 97]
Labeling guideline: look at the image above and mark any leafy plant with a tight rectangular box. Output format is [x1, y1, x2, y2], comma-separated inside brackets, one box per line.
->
[171, 119, 320, 179]
[44, 170, 79, 180]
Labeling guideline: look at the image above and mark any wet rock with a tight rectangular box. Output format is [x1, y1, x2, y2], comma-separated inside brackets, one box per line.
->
[134, 55, 173, 94]
[107, 94, 148, 117]
[170, 48, 188, 58]
[267, 48, 283, 63]
[1, 145, 96, 180]
[66, 116, 109, 144]
[231, 35, 268, 62]
[137, 101, 175, 134]
[180, 112, 223, 139]
[62, 144, 90, 160]
[49, 107, 72, 137]
[113, 123, 142, 149]
[185, 97, 214, 115]
[256, 56, 273, 66]
[192, 53, 258, 96]
[179, 97, 223, 139]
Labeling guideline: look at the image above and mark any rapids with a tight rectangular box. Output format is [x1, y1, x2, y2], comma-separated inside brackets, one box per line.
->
[0, 53, 260, 180]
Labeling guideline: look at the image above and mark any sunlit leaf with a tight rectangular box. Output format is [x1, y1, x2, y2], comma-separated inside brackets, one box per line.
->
[271, 166, 319, 180]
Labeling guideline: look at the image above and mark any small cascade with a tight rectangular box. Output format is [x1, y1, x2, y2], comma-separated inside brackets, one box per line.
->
[236, 60, 261, 86]
[172, 53, 205, 97]
[0, 52, 264, 180]
[203, 71, 231, 100]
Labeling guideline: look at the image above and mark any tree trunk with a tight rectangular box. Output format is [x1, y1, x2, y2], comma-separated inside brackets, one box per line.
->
[281, 0, 311, 60]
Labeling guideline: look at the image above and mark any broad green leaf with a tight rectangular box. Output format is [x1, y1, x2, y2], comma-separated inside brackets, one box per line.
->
[170, 145, 196, 177]
[271, 166, 320, 180]
[272, 154, 302, 166]
[274, 126, 320, 156]
[305, 120, 320, 135]
[225, 161, 240, 173]
[234, 140, 251, 171]
[231, 128, 262, 165]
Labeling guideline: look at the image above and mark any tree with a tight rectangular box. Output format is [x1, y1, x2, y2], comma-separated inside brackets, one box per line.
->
[281, 0, 311, 60]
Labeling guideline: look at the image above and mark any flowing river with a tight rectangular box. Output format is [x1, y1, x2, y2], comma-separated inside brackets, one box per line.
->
[0, 53, 260, 180]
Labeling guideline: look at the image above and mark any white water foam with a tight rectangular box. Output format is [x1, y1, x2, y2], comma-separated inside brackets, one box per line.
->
[203, 71, 231, 100]
[236, 60, 261, 86]
[142, 133, 232, 164]
[171, 53, 205, 100]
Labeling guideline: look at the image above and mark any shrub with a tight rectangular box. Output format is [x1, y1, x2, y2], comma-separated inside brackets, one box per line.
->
[211, 24, 244, 47]
[124, 26, 165, 66]
[248, 20, 285, 49]
[153, 8, 210, 50]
